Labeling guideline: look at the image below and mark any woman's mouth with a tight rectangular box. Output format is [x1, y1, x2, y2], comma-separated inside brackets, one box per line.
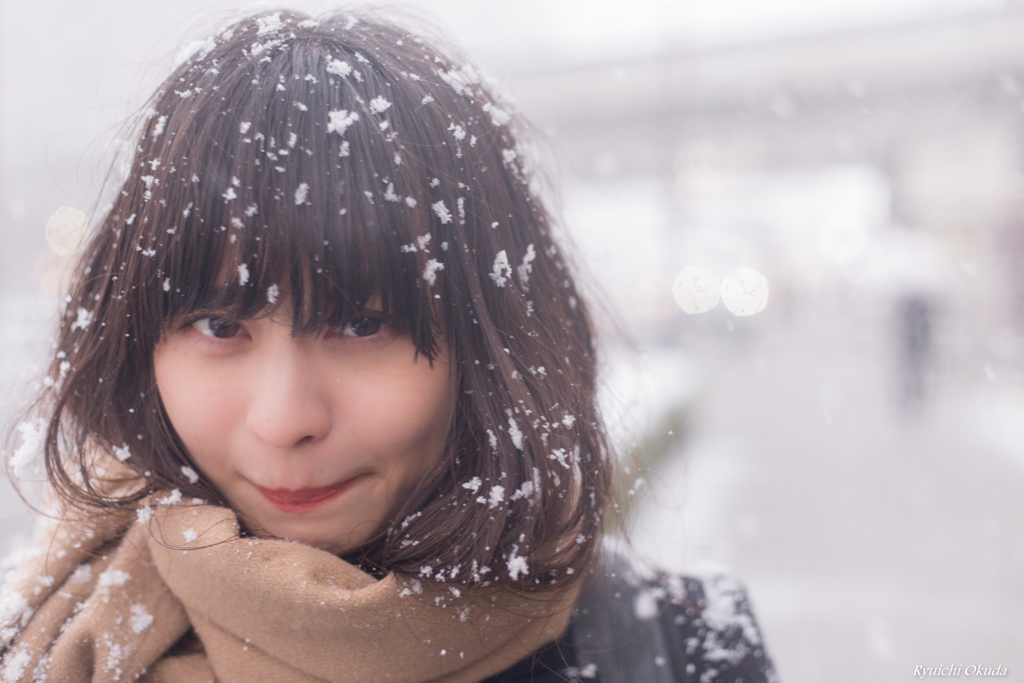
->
[253, 478, 359, 513]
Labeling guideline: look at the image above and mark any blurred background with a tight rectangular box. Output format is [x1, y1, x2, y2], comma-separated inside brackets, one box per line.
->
[2, 0, 1023, 678]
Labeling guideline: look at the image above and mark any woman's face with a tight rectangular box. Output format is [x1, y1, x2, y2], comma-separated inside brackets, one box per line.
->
[152, 300, 454, 554]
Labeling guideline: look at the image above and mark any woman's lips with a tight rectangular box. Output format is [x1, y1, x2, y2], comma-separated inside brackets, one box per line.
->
[253, 478, 358, 513]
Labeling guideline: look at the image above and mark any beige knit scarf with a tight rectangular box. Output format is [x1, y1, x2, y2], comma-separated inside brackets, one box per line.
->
[0, 500, 577, 683]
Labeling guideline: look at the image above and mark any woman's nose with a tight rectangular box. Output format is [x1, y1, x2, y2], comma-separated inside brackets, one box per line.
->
[244, 336, 332, 449]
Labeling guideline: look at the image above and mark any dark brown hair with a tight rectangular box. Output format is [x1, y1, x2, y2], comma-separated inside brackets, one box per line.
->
[27, 9, 610, 591]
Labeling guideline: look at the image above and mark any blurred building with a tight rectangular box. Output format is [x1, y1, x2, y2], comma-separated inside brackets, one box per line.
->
[508, 7, 1024, 380]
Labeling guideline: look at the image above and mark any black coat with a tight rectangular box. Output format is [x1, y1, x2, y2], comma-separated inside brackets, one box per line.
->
[483, 554, 778, 683]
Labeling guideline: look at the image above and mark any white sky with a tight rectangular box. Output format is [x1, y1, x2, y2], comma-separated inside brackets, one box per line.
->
[1, 0, 1007, 161]
[0, 0, 1013, 289]
[461, 0, 1008, 68]
[1, 0, 1010, 87]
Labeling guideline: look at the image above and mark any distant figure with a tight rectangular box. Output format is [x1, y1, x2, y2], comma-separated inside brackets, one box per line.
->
[898, 295, 932, 410]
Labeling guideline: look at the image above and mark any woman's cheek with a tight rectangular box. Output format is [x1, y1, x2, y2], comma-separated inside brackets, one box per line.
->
[342, 356, 452, 451]
[155, 345, 239, 459]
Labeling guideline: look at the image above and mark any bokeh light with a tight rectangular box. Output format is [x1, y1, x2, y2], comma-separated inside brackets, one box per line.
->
[720, 267, 769, 316]
[671, 265, 720, 314]
[45, 207, 88, 256]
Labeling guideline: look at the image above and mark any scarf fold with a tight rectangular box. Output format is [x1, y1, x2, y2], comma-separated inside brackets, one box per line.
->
[0, 500, 577, 683]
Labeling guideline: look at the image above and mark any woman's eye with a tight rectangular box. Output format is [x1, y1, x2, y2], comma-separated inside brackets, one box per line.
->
[192, 317, 243, 339]
[341, 315, 384, 338]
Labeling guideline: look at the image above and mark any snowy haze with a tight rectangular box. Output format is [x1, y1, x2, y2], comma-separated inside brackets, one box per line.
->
[2, 0, 1023, 679]
[0, 0, 1009, 288]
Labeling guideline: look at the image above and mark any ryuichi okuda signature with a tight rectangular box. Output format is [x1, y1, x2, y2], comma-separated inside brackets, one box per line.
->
[914, 665, 1008, 678]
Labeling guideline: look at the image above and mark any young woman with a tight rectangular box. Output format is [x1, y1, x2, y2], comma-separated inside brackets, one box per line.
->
[0, 10, 776, 683]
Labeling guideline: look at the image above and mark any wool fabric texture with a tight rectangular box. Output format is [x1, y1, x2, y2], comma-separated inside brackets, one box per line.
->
[0, 498, 577, 683]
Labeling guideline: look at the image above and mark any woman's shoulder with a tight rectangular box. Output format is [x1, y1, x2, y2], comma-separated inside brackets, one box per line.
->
[569, 550, 779, 683]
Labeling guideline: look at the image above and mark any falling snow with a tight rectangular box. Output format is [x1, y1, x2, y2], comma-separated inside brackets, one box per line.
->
[327, 59, 352, 77]
[294, 183, 309, 205]
[506, 550, 528, 580]
[256, 13, 283, 35]
[432, 201, 452, 224]
[369, 96, 392, 114]
[423, 259, 445, 286]
[510, 480, 534, 501]
[507, 414, 523, 449]
[517, 244, 536, 291]
[487, 485, 505, 509]
[71, 307, 94, 331]
[327, 110, 360, 136]
[129, 604, 154, 634]
[489, 251, 511, 287]
[437, 65, 479, 96]
[0, 591, 32, 647]
[9, 419, 45, 479]
[482, 103, 511, 126]
[68, 564, 92, 584]
[550, 448, 570, 469]
[1, 648, 30, 680]
[97, 568, 130, 588]
[157, 489, 182, 506]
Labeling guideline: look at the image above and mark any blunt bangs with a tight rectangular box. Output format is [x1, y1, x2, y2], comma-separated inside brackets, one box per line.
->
[122, 13, 482, 356]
